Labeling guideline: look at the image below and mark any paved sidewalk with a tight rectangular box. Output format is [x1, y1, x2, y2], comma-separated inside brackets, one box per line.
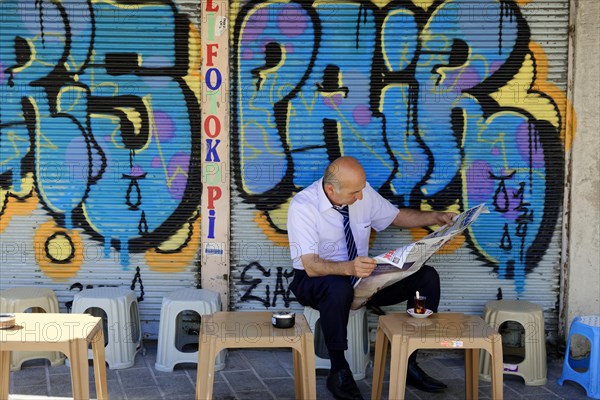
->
[6, 340, 591, 400]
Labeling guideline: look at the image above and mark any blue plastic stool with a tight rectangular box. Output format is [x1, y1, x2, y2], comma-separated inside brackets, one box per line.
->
[558, 315, 600, 399]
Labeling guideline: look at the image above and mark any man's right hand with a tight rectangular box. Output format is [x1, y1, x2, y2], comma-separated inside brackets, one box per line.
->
[300, 254, 377, 278]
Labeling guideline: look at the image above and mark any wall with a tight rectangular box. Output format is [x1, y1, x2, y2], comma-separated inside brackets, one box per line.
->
[0, 0, 203, 335]
[563, 0, 600, 353]
[0, 0, 580, 338]
[229, 0, 570, 340]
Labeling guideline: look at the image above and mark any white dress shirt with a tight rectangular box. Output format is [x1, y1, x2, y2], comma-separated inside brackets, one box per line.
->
[288, 178, 399, 270]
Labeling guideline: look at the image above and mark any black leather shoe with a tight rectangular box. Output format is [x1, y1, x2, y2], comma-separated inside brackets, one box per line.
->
[326, 369, 364, 400]
[406, 359, 448, 392]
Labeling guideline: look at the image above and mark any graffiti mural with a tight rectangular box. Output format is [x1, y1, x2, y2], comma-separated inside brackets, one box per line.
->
[1, 0, 569, 305]
[0, 0, 202, 278]
[232, 0, 566, 299]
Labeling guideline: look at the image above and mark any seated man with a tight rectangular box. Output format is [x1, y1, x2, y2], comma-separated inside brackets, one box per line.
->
[287, 156, 454, 400]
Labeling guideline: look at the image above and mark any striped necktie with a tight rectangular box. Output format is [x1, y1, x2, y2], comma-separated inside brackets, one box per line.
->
[334, 205, 359, 286]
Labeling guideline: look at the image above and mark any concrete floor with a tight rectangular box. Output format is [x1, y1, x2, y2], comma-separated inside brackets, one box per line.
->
[5, 340, 593, 400]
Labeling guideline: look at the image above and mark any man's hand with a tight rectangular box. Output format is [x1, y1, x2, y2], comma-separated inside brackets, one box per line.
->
[435, 211, 456, 227]
[392, 209, 457, 229]
[352, 256, 377, 277]
[301, 254, 377, 278]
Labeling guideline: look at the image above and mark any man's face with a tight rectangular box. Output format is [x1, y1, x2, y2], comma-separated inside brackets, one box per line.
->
[326, 176, 366, 206]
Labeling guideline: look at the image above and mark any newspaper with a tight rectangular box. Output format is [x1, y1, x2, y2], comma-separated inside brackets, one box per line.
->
[351, 203, 488, 309]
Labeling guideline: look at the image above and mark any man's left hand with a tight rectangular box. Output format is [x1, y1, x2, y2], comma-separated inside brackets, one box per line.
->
[435, 211, 456, 227]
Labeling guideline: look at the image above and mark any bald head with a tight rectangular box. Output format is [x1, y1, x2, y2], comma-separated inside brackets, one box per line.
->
[324, 157, 365, 188]
[323, 157, 366, 206]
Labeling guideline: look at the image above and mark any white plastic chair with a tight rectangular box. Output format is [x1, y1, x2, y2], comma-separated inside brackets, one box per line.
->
[303, 306, 370, 380]
[0, 287, 66, 370]
[155, 288, 225, 372]
[72, 287, 142, 369]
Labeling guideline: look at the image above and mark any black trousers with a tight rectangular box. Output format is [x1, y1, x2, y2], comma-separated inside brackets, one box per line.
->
[289, 265, 441, 351]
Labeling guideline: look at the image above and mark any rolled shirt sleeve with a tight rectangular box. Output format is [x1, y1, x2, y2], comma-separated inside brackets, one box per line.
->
[363, 182, 400, 231]
[287, 195, 320, 263]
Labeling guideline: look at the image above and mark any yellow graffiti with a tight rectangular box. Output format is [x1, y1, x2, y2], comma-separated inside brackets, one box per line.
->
[254, 201, 292, 246]
[382, 9, 415, 72]
[145, 217, 201, 272]
[528, 41, 574, 149]
[145, 97, 194, 190]
[115, 107, 145, 143]
[92, 0, 156, 9]
[34, 221, 84, 281]
[0, 175, 38, 233]
[412, 226, 466, 254]
[379, 84, 418, 163]
[57, 86, 86, 114]
[184, 22, 202, 100]
[491, 42, 573, 148]
[0, 129, 30, 168]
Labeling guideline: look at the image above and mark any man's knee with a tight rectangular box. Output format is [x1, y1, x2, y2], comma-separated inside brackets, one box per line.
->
[420, 265, 440, 282]
[320, 276, 354, 307]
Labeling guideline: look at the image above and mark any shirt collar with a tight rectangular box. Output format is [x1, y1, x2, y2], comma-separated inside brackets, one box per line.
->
[316, 178, 336, 213]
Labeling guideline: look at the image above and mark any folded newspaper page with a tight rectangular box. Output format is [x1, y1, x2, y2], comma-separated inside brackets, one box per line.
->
[351, 203, 488, 309]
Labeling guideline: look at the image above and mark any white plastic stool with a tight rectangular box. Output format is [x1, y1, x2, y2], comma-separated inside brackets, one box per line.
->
[303, 306, 370, 380]
[155, 288, 226, 372]
[72, 287, 142, 369]
[0, 287, 66, 371]
[480, 300, 547, 385]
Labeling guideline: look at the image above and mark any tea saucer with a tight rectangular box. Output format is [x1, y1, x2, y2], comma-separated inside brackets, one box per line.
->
[0, 313, 16, 329]
[407, 308, 433, 319]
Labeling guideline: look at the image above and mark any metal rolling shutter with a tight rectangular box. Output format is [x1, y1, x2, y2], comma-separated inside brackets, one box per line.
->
[1, 0, 202, 338]
[229, 0, 569, 343]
